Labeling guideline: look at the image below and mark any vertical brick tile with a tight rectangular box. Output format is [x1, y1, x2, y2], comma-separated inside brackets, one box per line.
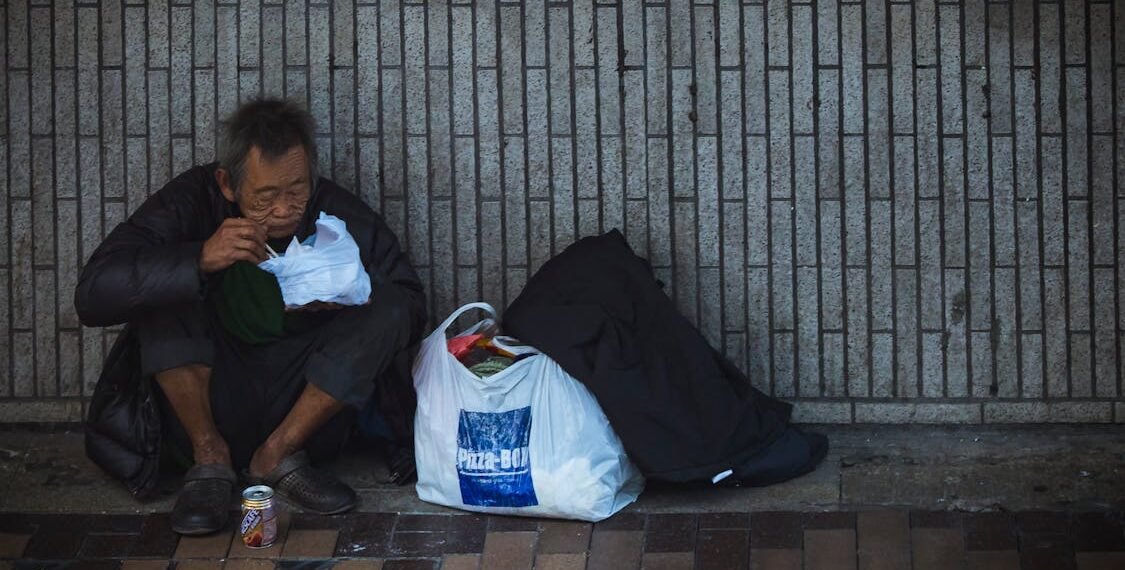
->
[940, 3, 967, 134]
[820, 200, 844, 330]
[644, 6, 665, 136]
[846, 267, 870, 397]
[890, 5, 913, 134]
[745, 6, 766, 135]
[499, 5, 524, 135]
[988, 4, 1012, 135]
[693, 6, 717, 135]
[841, 5, 863, 135]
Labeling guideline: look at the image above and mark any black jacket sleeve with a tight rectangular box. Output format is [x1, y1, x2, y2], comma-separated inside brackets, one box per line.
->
[75, 172, 211, 328]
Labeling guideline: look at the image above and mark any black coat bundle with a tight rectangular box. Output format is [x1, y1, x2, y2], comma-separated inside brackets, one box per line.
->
[504, 230, 826, 485]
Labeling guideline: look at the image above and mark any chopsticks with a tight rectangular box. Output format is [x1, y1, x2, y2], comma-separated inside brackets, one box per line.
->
[264, 243, 281, 259]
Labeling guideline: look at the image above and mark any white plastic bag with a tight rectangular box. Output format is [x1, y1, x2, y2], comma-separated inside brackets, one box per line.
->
[258, 212, 372, 308]
[413, 303, 644, 522]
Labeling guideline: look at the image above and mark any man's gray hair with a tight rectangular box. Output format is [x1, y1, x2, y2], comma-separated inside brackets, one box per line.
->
[217, 98, 319, 194]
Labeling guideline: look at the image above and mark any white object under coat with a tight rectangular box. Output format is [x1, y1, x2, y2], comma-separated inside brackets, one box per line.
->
[413, 302, 644, 522]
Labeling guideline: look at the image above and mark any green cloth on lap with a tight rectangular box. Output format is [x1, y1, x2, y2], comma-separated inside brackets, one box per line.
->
[213, 261, 327, 345]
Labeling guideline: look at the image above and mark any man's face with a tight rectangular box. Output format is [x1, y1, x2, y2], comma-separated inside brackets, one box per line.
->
[219, 145, 312, 239]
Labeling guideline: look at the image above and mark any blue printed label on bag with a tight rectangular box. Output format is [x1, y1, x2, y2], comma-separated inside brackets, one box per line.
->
[456, 407, 538, 507]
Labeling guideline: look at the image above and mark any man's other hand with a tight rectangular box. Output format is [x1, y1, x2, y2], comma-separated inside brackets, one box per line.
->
[199, 218, 269, 273]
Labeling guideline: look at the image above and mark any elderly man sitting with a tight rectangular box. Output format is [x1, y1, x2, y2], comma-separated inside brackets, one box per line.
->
[76, 98, 426, 535]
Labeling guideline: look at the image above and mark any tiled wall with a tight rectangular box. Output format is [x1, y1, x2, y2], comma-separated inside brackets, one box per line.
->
[1, 0, 1123, 424]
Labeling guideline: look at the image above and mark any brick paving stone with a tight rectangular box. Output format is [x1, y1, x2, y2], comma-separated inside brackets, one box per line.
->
[695, 529, 749, 570]
[396, 516, 452, 533]
[1018, 512, 1075, 570]
[699, 513, 750, 529]
[176, 562, 224, 570]
[0, 534, 29, 559]
[857, 511, 909, 570]
[485, 516, 540, 532]
[175, 529, 234, 559]
[224, 560, 277, 570]
[1018, 512, 1070, 536]
[534, 553, 587, 570]
[805, 512, 858, 530]
[442, 516, 487, 555]
[332, 561, 385, 570]
[1076, 553, 1125, 570]
[21, 527, 85, 559]
[587, 530, 643, 570]
[87, 515, 145, 534]
[480, 531, 536, 570]
[0, 516, 37, 534]
[641, 552, 695, 570]
[132, 514, 180, 558]
[911, 529, 964, 570]
[1071, 512, 1125, 551]
[276, 562, 335, 570]
[120, 561, 171, 570]
[593, 513, 646, 532]
[290, 515, 348, 531]
[750, 512, 803, 549]
[389, 532, 447, 558]
[438, 554, 479, 570]
[336, 514, 395, 558]
[281, 530, 338, 559]
[1021, 549, 1077, 570]
[644, 514, 697, 553]
[536, 521, 591, 554]
[967, 551, 1020, 570]
[805, 529, 857, 570]
[79, 533, 137, 558]
[910, 511, 963, 529]
[964, 512, 1017, 551]
[750, 548, 801, 570]
[381, 560, 437, 570]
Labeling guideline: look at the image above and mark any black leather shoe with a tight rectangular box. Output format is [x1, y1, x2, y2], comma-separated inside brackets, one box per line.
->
[257, 450, 357, 514]
[171, 463, 237, 535]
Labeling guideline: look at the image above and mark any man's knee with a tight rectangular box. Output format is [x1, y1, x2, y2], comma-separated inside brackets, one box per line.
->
[137, 303, 216, 376]
[154, 363, 212, 387]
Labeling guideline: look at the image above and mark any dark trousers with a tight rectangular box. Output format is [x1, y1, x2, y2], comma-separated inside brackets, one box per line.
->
[137, 295, 413, 470]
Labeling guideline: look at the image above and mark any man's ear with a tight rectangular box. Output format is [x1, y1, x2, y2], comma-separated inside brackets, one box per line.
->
[215, 168, 237, 203]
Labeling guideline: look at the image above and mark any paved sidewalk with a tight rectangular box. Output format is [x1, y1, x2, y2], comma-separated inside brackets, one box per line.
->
[2, 509, 1125, 569]
[2, 510, 1125, 568]
[2, 425, 1123, 568]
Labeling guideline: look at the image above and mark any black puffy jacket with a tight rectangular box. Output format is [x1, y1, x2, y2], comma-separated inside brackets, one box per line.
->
[76, 164, 426, 498]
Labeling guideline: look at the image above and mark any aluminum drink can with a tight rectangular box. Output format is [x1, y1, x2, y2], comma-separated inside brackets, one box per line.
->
[240, 485, 278, 548]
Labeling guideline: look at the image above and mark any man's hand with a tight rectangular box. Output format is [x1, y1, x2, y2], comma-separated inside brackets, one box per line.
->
[286, 301, 345, 312]
[199, 218, 269, 274]
[286, 296, 371, 312]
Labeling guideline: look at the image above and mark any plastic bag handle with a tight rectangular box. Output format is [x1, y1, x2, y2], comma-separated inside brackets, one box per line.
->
[436, 302, 499, 337]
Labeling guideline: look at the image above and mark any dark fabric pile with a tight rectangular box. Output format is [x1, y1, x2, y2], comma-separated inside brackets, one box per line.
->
[504, 230, 827, 486]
